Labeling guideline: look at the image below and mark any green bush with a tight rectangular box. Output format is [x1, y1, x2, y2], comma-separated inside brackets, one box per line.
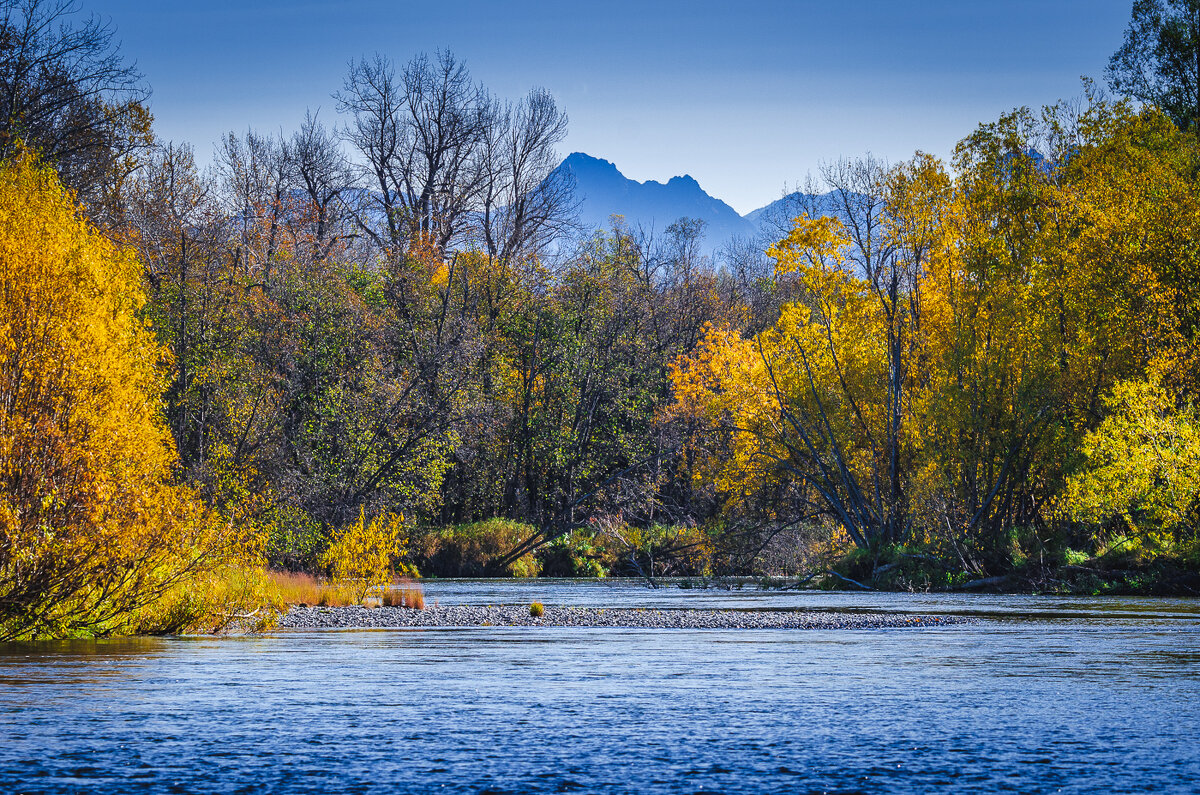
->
[411, 519, 541, 577]
[1063, 548, 1090, 566]
[537, 530, 616, 577]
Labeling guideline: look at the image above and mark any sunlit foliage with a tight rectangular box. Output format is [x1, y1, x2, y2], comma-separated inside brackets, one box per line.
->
[322, 510, 407, 602]
[0, 153, 245, 639]
[1059, 380, 1200, 549]
[670, 97, 1200, 572]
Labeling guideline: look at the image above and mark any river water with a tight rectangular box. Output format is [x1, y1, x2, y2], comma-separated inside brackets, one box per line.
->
[1, 580, 1198, 793]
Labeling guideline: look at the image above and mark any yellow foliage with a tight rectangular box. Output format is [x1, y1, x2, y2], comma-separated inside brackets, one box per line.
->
[767, 214, 847, 277]
[672, 103, 1200, 557]
[670, 267, 891, 525]
[0, 152, 250, 640]
[133, 562, 281, 634]
[1058, 380, 1200, 548]
[322, 510, 408, 602]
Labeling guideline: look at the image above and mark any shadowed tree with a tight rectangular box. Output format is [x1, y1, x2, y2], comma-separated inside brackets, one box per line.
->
[1108, 0, 1200, 129]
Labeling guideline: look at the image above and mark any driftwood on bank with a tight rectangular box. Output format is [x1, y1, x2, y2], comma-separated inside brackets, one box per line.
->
[823, 571, 875, 590]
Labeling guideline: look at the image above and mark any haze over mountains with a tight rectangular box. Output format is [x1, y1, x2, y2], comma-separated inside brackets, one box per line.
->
[553, 152, 833, 256]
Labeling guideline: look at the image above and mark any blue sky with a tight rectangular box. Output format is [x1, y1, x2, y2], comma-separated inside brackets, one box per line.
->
[99, 0, 1134, 214]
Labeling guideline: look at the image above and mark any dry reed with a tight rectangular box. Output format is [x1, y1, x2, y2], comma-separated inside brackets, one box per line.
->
[268, 571, 356, 607]
[382, 578, 425, 609]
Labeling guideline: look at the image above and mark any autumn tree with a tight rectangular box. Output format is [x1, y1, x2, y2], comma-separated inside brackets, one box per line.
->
[668, 154, 948, 552]
[0, 152, 238, 640]
[1058, 380, 1200, 549]
[667, 90, 1200, 574]
[127, 138, 463, 567]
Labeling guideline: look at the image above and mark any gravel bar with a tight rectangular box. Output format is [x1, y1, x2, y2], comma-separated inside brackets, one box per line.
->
[279, 605, 966, 630]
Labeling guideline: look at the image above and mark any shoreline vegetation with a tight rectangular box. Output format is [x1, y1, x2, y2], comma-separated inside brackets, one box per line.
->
[3, 1, 1200, 640]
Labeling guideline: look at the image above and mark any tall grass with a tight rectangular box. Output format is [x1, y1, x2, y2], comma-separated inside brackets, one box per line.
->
[382, 578, 425, 609]
[268, 571, 356, 607]
[268, 571, 425, 609]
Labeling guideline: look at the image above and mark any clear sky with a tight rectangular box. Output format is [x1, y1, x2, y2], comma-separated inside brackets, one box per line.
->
[96, 0, 1134, 214]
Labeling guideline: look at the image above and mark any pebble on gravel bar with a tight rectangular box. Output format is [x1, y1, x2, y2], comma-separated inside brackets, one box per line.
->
[277, 605, 967, 631]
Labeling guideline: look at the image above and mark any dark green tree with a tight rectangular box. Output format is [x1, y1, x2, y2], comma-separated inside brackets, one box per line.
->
[1108, 0, 1200, 130]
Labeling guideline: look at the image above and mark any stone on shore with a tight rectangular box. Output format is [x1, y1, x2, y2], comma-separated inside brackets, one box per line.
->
[278, 604, 964, 630]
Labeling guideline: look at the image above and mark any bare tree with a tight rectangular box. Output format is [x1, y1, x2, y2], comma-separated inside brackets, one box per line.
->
[479, 87, 574, 264]
[337, 50, 490, 255]
[288, 110, 353, 262]
[337, 49, 571, 263]
[0, 0, 150, 219]
[217, 129, 292, 282]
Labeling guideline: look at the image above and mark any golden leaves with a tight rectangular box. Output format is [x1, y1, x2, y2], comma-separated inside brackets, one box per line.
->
[322, 510, 408, 603]
[0, 154, 236, 639]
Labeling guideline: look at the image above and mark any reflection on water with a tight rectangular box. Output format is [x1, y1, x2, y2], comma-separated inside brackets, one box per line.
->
[1, 586, 1198, 794]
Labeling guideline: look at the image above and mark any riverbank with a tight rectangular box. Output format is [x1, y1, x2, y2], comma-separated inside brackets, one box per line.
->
[825, 554, 1200, 596]
[279, 604, 966, 630]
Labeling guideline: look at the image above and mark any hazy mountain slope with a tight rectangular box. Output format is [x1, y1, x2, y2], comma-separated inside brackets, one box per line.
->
[553, 153, 851, 256]
[743, 191, 842, 240]
[554, 152, 756, 252]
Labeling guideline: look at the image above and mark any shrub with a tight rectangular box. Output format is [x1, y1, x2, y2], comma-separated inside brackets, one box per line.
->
[412, 519, 541, 577]
[1063, 548, 1091, 566]
[529, 602, 544, 617]
[538, 530, 617, 577]
[601, 522, 715, 578]
[323, 510, 407, 602]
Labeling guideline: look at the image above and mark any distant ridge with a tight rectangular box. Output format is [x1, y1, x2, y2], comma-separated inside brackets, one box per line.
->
[553, 152, 755, 254]
[554, 152, 838, 256]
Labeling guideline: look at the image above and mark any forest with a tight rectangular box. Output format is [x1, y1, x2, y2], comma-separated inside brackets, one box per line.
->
[2, 0, 1200, 639]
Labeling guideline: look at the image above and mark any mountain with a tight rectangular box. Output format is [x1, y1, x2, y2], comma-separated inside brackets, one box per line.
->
[554, 152, 841, 258]
[554, 152, 756, 254]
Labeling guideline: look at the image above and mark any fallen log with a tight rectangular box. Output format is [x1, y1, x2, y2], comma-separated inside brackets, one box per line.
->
[824, 571, 875, 591]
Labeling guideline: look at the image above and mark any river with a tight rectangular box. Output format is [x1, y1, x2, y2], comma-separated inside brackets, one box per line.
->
[2, 580, 1198, 793]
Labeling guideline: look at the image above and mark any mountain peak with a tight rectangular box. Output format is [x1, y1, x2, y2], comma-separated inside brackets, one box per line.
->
[554, 152, 843, 257]
[559, 152, 752, 255]
[560, 152, 621, 175]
